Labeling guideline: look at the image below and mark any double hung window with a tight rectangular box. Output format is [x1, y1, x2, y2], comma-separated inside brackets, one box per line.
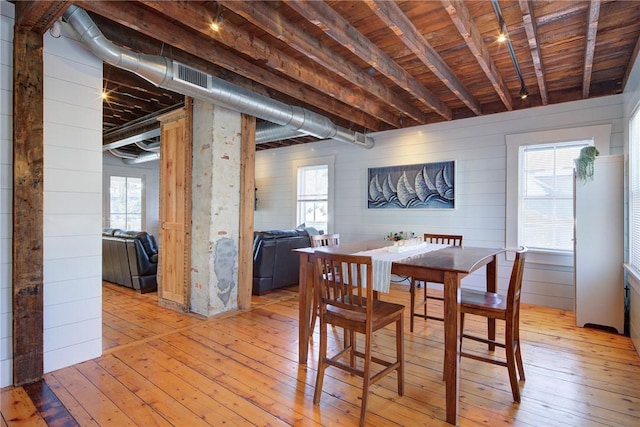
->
[109, 176, 143, 231]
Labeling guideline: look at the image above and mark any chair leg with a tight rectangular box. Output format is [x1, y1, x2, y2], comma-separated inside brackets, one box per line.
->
[313, 321, 328, 404]
[397, 317, 404, 395]
[505, 330, 521, 403]
[410, 278, 416, 332]
[422, 282, 428, 317]
[359, 331, 373, 427]
[309, 292, 318, 333]
[514, 313, 526, 381]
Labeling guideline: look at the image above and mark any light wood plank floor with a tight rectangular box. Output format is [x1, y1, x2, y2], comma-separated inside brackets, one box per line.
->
[2, 281, 640, 426]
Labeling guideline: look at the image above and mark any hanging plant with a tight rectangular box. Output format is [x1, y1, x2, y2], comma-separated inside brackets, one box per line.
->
[576, 146, 599, 182]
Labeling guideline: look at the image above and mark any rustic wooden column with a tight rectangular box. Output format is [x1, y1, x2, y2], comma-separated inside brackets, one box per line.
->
[12, 27, 44, 385]
[238, 114, 256, 310]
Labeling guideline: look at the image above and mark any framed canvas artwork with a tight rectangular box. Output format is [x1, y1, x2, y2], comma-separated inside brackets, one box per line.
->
[367, 161, 455, 209]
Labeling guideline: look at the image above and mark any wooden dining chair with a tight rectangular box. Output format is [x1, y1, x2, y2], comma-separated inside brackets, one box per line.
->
[459, 247, 528, 402]
[311, 251, 405, 427]
[310, 233, 340, 248]
[309, 233, 341, 332]
[409, 233, 463, 332]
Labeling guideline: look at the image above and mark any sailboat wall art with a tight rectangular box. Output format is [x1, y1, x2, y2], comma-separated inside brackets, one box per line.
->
[367, 161, 455, 209]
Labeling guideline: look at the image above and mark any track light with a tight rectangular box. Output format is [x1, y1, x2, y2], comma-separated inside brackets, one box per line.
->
[519, 86, 529, 100]
[210, 3, 223, 32]
[210, 15, 223, 32]
[497, 30, 507, 43]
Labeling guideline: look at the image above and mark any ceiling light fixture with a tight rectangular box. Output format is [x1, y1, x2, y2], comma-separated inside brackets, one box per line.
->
[491, 0, 529, 101]
[497, 30, 507, 43]
[519, 85, 528, 100]
[210, 3, 223, 32]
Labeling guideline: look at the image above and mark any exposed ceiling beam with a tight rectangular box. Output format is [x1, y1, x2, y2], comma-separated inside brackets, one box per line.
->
[285, 0, 452, 121]
[137, 0, 401, 128]
[14, 0, 68, 34]
[441, 0, 513, 111]
[519, 0, 548, 105]
[219, 0, 427, 125]
[364, 0, 481, 116]
[77, 0, 386, 132]
[583, 0, 601, 99]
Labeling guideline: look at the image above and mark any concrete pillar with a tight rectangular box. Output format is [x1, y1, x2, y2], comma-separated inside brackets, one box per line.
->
[190, 100, 241, 317]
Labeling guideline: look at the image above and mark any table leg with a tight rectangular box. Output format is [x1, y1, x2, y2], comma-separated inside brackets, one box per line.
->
[298, 252, 313, 364]
[486, 255, 497, 351]
[443, 271, 461, 425]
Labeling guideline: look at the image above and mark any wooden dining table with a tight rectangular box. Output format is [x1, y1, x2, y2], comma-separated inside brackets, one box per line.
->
[295, 241, 505, 425]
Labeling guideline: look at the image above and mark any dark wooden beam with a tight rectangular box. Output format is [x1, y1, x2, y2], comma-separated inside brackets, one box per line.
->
[519, 0, 548, 105]
[364, 0, 481, 116]
[441, 0, 513, 111]
[14, 0, 68, 34]
[582, 0, 601, 98]
[12, 26, 44, 386]
[286, 0, 451, 121]
[136, 0, 401, 127]
[219, 0, 428, 124]
[78, 1, 388, 131]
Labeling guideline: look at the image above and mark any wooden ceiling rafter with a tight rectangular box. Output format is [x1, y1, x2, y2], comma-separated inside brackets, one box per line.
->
[14, 0, 68, 34]
[137, 0, 402, 128]
[45, 1, 640, 151]
[519, 0, 548, 105]
[77, 0, 386, 134]
[441, 0, 513, 111]
[582, 0, 601, 99]
[364, 0, 481, 116]
[285, 0, 452, 121]
[218, 0, 425, 126]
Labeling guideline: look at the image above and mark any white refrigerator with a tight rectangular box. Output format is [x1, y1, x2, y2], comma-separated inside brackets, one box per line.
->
[574, 155, 624, 333]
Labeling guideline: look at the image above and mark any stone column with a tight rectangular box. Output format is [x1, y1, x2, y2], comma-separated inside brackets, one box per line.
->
[190, 100, 241, 316]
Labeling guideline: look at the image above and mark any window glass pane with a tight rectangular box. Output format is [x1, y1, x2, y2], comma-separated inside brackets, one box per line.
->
[520, 142, 588, 251]
[297, 165, 328, 231]
[630, 109, 640, 271]
[109, 176, 143, 230]
[110, 214, 126, 230]
[127, 179, 142, 214]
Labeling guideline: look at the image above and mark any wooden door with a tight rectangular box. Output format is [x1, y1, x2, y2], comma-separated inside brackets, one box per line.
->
[158, 102, 192, 310]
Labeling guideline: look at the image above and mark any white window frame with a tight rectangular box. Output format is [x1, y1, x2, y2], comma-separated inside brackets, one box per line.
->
[506, 124, 611, 265]
[107, 175, 145, 231]
[628, 106, 640, 279]
[292, 155, 335, 233]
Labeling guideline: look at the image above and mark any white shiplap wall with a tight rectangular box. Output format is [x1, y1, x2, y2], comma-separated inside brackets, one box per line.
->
[42, 23, 103, 373]
[0, 0, 14, 387]
[255, 95, 625, 311]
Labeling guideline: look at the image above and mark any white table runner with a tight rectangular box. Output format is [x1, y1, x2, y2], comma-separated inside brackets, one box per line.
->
[354, 243, 450, 293]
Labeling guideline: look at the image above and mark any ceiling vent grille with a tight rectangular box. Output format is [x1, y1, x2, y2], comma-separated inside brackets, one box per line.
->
[173, 62, 209, 89]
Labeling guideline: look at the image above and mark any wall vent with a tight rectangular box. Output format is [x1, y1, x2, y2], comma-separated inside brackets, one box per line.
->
[173, 62, 209, 89]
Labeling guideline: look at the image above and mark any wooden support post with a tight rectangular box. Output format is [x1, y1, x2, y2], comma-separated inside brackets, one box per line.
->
[12, 27, 44, 385]
[238, 114, 256, 310]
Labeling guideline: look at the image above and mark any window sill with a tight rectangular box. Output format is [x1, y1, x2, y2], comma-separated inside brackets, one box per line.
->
[506, 248, 573, 267]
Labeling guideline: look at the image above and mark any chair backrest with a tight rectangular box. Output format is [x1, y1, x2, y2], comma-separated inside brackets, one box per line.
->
[423, 233, 463, 246]
[311, 251, 373, 317]
[310, 233, 341, 248]
[506, 247, 528, 321]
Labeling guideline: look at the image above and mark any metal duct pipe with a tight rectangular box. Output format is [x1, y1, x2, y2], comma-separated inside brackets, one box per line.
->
[255, 122, 307, 144]
[62, 5, 373, 149]
[135, 140, 160, 152]
[123, 152, 160, 164]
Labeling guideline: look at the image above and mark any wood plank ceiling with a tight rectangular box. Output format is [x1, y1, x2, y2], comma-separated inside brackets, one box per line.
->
[15, 0, 640, 152]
